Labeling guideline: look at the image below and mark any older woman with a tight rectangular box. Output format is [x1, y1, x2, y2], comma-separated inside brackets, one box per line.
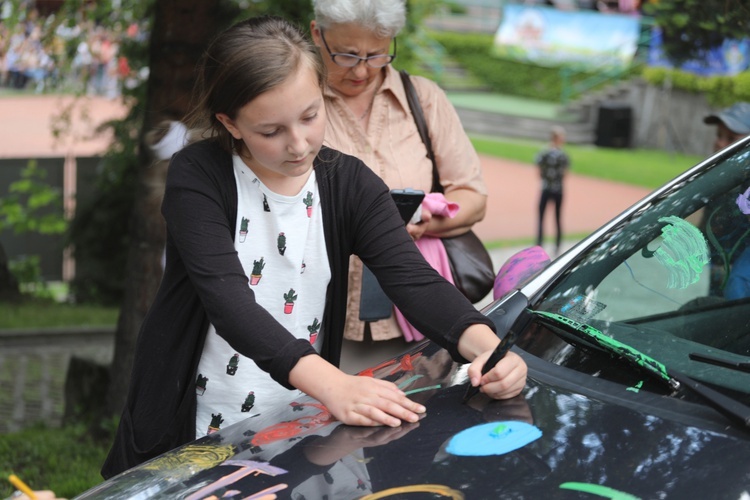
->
[311, 0, 489, 349]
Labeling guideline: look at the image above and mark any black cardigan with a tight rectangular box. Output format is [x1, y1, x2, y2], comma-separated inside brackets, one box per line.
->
[102, 140, 495, 478]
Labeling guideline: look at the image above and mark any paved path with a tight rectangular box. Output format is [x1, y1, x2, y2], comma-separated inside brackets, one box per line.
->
[474, 154, 652, 244]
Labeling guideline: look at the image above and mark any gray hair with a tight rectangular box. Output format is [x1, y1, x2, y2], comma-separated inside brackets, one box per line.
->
[312, 0, 406, 38]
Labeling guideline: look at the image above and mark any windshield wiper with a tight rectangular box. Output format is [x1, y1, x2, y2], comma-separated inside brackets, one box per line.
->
[689, 352, 750, 374]
[534, 311, 750, 430]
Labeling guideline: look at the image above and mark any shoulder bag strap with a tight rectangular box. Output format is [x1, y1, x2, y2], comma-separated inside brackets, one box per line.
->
[399, 69, 443, 194]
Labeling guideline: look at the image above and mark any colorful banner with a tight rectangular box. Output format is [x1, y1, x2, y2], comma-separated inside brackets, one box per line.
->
[492, 5, 640, 69]
[647, 27, 750, 77]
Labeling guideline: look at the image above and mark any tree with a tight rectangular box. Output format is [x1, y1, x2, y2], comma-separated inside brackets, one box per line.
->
[643, 0, 750, 63]
[104, 0, 243, 416]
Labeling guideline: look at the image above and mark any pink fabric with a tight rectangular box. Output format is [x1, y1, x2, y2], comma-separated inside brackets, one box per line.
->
[395, 193, 458, 342]
[422, 193, 460, 218]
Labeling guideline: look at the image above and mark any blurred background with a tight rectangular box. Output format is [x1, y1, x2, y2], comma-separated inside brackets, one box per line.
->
[1, 0, 748, 495]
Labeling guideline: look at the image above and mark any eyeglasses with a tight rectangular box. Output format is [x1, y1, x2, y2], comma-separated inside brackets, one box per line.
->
[319, 29, 396, 68]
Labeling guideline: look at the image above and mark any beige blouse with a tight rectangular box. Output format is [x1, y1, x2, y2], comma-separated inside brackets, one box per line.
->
[323, 65, 487, 342]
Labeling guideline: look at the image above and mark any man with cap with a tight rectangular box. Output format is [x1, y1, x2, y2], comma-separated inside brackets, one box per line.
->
[703, 101, 750, 153]
[702, 102, 750, 296]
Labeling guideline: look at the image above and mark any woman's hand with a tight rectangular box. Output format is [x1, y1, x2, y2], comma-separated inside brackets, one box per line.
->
[290, 355, 426, 427]
[406, 207, 432, 240]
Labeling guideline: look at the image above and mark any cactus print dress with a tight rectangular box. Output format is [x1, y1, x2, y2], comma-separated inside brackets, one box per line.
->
[194, 155, 330, 437]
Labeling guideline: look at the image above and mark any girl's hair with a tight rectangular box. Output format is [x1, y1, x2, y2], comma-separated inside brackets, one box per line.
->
[312, 0, 406, 38]
[186, 16, 326, 154]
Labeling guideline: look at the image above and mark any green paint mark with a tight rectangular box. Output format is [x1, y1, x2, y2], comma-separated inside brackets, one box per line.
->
[404, 384, 441, 396]
[654, 216, 709, 289]
[491, 424, 509, 437]
[534, 311, 671, 383]
[397, 375, 424, 389]
[560, 482, 640, 499]
[626, 380, 644, 393]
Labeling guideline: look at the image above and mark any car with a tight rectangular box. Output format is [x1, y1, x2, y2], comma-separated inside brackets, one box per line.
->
[75, 137, 750, 499]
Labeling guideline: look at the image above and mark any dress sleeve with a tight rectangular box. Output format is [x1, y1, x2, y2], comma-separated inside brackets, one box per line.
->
[162, 144, 316, 389]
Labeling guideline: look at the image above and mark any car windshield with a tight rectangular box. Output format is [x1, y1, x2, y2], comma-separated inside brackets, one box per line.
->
[533, 140, 750, 403]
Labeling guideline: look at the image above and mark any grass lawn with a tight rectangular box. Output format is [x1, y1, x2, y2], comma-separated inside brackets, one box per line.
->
[471, 134, 706, 190]
[0, 422, 115, 499]
[0, 300, 118, 329]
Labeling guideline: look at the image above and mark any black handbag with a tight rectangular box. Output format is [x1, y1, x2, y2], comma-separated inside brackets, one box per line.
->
[399, 70, 495, 304]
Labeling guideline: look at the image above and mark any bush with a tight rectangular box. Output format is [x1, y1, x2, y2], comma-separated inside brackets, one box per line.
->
[641, 66, 750, 107]
[429, 31, 634, 102]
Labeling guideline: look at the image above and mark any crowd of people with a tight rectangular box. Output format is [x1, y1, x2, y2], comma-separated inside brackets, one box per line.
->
[0, 8, 142, 97]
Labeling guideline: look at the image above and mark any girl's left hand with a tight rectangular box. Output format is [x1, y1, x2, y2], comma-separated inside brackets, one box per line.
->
[466, 350, 527, 400]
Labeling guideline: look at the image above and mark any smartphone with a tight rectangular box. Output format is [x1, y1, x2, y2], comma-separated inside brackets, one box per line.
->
[390, 188, 425, 225]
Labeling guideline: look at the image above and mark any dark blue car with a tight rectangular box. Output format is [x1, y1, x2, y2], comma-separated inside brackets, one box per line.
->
[76, 137, 750, 499]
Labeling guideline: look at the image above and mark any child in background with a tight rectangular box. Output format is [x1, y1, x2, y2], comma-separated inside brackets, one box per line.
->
[535, 125, 569, 255]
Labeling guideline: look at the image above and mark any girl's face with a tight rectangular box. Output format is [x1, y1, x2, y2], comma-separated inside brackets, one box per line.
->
[216, 63, 326, 194]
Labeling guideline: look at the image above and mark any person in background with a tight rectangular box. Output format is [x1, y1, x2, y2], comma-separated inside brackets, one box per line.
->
[309, 0, 489, 351]
[703, 101, 750, 153]
[701, 103, 750, 296]
[535, 125, 569, 255]
[101, 15, 527, 479]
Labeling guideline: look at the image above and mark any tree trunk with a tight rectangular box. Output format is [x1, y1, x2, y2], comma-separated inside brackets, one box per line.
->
[105, 0, 238, 416]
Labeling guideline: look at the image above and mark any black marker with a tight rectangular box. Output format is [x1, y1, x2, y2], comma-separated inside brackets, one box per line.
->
[462, 309, 531, 403]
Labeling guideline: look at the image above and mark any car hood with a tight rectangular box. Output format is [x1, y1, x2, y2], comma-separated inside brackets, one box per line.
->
[76, 341, 750, 500]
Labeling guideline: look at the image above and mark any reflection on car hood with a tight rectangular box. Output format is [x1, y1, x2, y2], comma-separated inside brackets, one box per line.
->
[75, 342, 750, 500]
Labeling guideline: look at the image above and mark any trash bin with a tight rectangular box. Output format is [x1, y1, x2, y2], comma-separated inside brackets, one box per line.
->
[595, 101, 632, 148]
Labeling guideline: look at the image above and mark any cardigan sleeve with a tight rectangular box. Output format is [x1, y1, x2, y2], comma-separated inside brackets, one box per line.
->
[331, 151, 496, 363]
[162, 142, 316, 389]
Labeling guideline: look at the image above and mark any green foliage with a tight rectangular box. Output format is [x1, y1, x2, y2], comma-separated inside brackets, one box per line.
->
[0, 421, 114, 499]
[0, 162, 67, 297]
[641, 66, 750, 107]
[429, 31, 619, 102]
[7, 255, 57, 300]
[643, 0, 750, 63]
[0, 161, 66, 236]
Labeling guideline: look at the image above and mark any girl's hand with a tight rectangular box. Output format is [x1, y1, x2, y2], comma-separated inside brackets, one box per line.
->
[467, 350, 527, 400]
[321, 373, 426, 427]
[289, 355, 425, 427]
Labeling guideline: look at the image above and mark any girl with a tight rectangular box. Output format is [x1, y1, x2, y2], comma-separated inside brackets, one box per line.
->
[102, 15, 526, 478]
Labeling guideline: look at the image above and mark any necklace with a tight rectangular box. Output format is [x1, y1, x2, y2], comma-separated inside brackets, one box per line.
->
[359, 99, 373, 121]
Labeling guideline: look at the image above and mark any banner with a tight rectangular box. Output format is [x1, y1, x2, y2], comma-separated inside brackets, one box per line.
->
[647, 27, 750, 77]
[492, 5, 640, 69]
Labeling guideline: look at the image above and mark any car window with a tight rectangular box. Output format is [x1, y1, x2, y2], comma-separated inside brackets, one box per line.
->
[534, 144, 750, 399]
